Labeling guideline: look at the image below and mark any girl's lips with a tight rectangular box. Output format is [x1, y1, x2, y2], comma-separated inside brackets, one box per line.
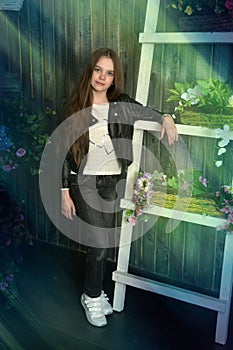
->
[95, 81, 105, 86]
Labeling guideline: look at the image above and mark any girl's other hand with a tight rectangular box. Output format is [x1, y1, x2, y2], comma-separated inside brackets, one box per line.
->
[160, 115, 178, 145]
[61, 190, 76, 220]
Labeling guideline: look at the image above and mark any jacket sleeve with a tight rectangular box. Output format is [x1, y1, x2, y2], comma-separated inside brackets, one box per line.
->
[118, 93, 166, 124]
[62, 156, 71, 188]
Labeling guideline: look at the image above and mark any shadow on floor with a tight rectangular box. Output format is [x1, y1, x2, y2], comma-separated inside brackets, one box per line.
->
[0, 240, 232, 350]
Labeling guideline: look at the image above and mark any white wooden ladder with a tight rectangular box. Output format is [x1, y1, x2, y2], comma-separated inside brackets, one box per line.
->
[112, 0, 233, 345]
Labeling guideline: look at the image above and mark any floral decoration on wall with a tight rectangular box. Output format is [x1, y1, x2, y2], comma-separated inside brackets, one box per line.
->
[167, 79, 233, 167]
[0, 98, 55, 175]
[167, 0, 233, 17]
[126, 169, 233, 235]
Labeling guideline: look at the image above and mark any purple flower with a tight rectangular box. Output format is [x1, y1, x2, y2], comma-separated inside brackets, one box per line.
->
[14, 214, 24, 223]
[0, 282, 8, 291]
[228, 213, 233, 223]
[5, 274, 14, 282]
[181, 181, 190, 191]
[16, 148, 26, 157]
[144, 172, 153, 179]
[2, 165, 12, 172]
[5, 238, 11, 246]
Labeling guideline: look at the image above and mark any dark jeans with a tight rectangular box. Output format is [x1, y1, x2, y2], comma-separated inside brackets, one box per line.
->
[83, 247, 107, 297]
[70, 174, 123, 297]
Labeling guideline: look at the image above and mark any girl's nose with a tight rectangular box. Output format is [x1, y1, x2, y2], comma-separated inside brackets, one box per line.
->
[99, 72, 106, 80]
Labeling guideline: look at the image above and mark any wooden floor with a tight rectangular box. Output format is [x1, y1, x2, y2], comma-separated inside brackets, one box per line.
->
[0, 240, 233, 350]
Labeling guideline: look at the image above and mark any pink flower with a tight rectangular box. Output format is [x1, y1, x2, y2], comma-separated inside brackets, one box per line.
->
[128, 216, 136, 226]
[136, 208, 143, 217]
[16, 148, 26, 157]
[216, 191, 221, 197]
[225, 0, 233, 17]
[181, 181, 190, 191]
[199, 176, 208, 187]
[225, 0, 233, 10]
[202, 178, 208, 187]
[223, 185, 230, 193]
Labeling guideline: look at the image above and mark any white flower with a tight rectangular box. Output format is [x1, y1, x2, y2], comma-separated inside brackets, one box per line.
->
[181, 87, 200, 105]
[215, 160, 223, 167]
[214, 128, 223, 139]
[218, 138, 230, 147]
[223, 125, 230, 131]
[218, 147, 226, 156]
[181, 92, 189, 101]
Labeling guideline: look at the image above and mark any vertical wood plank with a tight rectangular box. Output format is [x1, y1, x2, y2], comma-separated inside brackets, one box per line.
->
[18, 0, 31, 97]
[183, 222, 201, 287]
[105, 0, 120, 52]
[195, 44, 213, 79]
[168, 224, 185, 281]
[155, 218, 169, 276]
[53, 0, 67, 113]
[90, 0, 105, 51]
[40, 0, 56, 107]
[78, 0, 92, 70]
[198, 226, 215, 291]
[29, 1, 43, 104]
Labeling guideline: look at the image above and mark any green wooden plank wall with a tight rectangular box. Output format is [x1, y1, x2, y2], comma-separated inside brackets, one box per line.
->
[0, 0, 147, 110]
[0, 0, 232, 293]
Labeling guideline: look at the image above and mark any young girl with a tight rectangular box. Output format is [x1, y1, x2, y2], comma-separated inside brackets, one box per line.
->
[61, 48, 178, 327]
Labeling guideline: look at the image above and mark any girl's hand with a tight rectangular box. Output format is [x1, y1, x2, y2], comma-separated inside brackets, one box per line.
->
[160, 114, 178, 145]
[61, 190, 76, 220]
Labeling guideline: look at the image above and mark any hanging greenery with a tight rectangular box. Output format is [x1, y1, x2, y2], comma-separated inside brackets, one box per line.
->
[0, 98, 55, 175]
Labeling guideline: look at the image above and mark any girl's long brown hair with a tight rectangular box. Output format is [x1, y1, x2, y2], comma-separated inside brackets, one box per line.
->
[64, 48, 124, 167]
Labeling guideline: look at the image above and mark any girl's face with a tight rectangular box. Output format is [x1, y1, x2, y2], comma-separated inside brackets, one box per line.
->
[91, 56, 114, 94]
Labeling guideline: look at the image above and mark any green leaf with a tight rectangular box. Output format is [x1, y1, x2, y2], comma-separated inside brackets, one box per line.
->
[125, 209, 134, 217]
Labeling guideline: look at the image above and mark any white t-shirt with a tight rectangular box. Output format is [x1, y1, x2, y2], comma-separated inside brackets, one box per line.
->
[83, 103, 121, 175]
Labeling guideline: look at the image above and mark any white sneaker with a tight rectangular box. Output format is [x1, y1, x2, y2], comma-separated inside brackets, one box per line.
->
[101, 291, 113, 316]
[81, 293, 107, 327]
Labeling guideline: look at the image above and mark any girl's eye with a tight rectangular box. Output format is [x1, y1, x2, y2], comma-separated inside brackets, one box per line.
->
[94, 67, 100, 72]
[108, 72, 114, 76]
